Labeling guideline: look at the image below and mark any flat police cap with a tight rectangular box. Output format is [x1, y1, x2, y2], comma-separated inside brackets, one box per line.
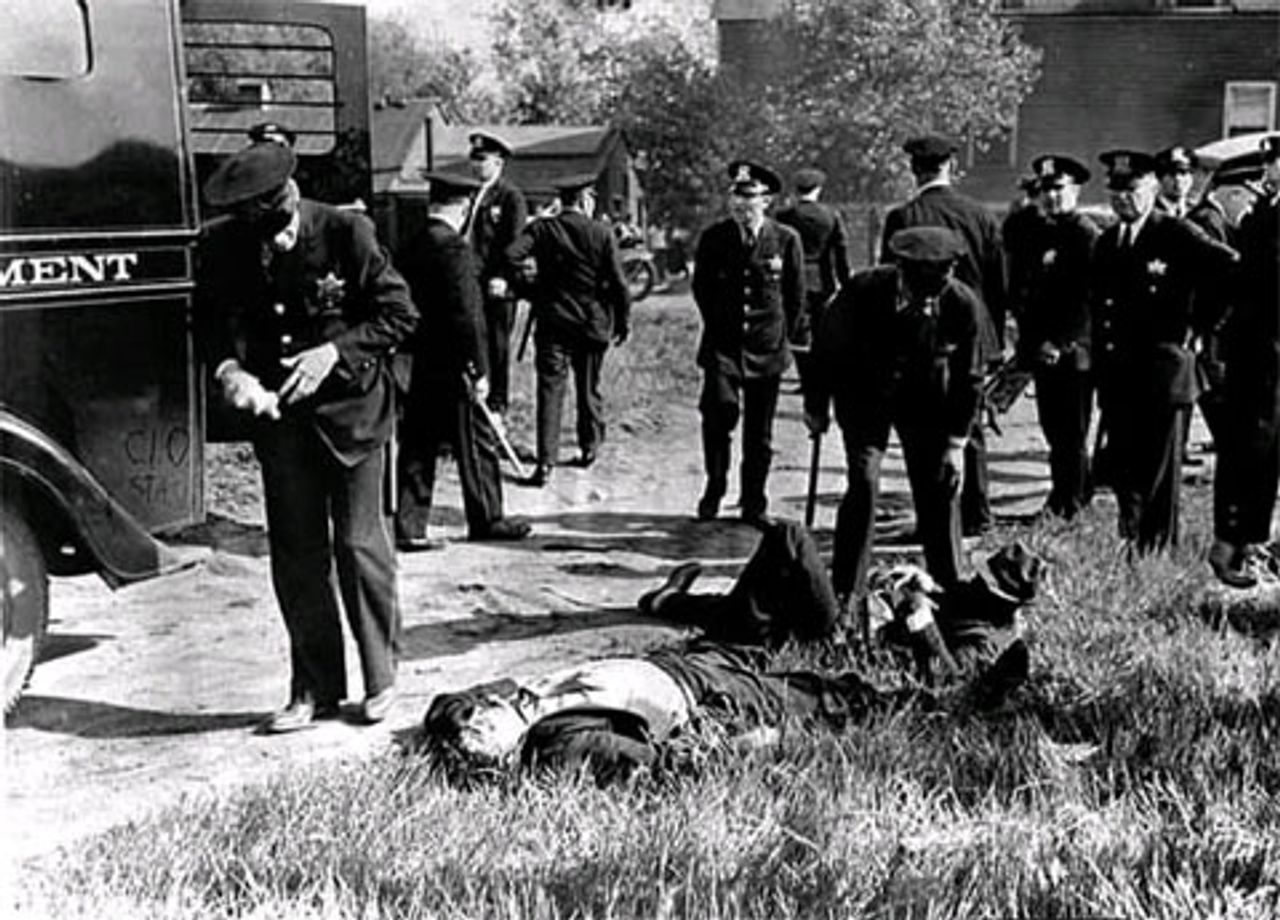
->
[1031, 154, 1090, 187]
[551, 172, 598, 195]
[792, 167, 826, 192]
[1154, 145, 1196, 175]
[203, 141, 296, 208]
[887, 226, 965, 263]
[422, 169, 483, 202]
[727, 159, 782, 195]
[903, 135, 959, 162]
[1099, 149, 1157, 190]
[469, 131, 513, 159]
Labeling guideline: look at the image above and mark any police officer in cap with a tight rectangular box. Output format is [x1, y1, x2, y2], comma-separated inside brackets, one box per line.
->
[1154, 145, 1197, 219]
[692, 159, 805, 522]
[881, 134, 1005, 537]
[1092, 149, 1237, 554]
[395, 170, 531, 547]
[805, 226, 987, 606]
[504, 172, 631, 486]
[465, 131, 528, 427]
[197, 140, 418, 732]
[1008, 154, 1100, 520]
[774, 167, 851, 360]
[1211, 134, 1280, 586]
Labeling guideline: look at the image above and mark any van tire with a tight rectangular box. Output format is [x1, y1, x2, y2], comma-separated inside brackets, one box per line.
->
[2, 503, 48, 713]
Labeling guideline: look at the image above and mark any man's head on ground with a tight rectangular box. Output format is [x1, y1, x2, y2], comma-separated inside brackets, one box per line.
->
[904, 135, 958, 186]
[1031, 154, 1089, 217]
[468, 131, 511, 183]
[888, 226, 963, 301]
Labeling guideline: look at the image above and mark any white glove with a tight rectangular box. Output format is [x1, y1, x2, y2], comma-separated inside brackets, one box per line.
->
[487, 277, 509, 299]
[279, 343, 339, 405]
[217, 362, 280, 420]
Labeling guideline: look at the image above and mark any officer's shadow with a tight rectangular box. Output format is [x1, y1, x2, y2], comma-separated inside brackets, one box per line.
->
[6, 695, 263, 738]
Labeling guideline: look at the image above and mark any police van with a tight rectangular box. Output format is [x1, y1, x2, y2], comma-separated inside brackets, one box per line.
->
[0, 0, 372, 709]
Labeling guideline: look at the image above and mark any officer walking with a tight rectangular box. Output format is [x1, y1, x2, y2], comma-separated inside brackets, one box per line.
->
[1210, 134, 1280, 586]
[881, 135, 1005, 537]
[1092, 150, 1238, 553]
[691, 160, 805, 522]
[504, 174, 631, 487]
[466, 131, 528, 427]
[394, 171, 531, 548]
[197, 141, 418, 732]
[774, 167, 851, 356]
[804, 226, 986, 604]
[1007, 155, 1100, 520]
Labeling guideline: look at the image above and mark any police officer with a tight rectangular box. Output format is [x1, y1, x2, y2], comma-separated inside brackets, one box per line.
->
[1092, 150, 1238, 554]
[881, 135, 1005, 537]
[804, 226, 986, 604]
[504, 173, 631, 487]
[774, 167, 851, 353]
[395, 170, 531, 548]
[1008, 155, 1099, 520]
[1211, 134, 1280, 586]
[692, 160, 805, 522]
[466, 131, 528, 426]
[1154, 145, 1197, 219]
[197, 142, 418, 732]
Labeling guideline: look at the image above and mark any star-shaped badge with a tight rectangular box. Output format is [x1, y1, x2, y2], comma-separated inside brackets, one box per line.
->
[1147, 259, 1167, 277]
[1042, 249, 1057, 267]
[767, 255, 783, 273]
[316, 272, 346, 306]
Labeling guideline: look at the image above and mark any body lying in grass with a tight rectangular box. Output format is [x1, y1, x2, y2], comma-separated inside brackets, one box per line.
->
[419, 520, 1043, 782]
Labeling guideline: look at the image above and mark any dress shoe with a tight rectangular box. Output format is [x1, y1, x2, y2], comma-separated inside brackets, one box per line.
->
[524, 463, 552, 488]
[1209, 538, 1257, 589]
[360, 686, 397, 724]
[696, 494, 720, 521]
[396, 535, 446, 552]
[470, 518, 532, 542]
[261, 698, 340, 735]
[638, 561, 704, 616]
[576, 447, 598, 468]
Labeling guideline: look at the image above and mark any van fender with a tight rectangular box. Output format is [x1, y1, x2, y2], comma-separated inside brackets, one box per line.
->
[0, 409, 189, 588]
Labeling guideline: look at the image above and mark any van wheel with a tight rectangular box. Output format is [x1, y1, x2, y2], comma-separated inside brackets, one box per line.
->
[2, 503, 48, 713]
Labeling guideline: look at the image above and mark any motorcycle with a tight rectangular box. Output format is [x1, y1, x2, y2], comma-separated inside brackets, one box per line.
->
[618, 240, 657, 302]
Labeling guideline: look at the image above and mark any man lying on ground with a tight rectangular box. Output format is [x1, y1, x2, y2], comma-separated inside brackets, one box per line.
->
[419, 521, 1043, 784]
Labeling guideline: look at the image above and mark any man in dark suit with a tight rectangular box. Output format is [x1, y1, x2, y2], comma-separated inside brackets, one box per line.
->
[692, 160, 805, 522]
[1007, 155, 1100, 520]
[774, 167, 851, 353]
[881, 135, 1005, 536]
[197, 142, 418, 732]
[395, 171, 531, 547]
[466, 131, 528, 424]
[804, 227, 986, 604]
[504, 174, 631, 487]
[1211, 134, 1280, 586]
[1092, 150, 1238, 554]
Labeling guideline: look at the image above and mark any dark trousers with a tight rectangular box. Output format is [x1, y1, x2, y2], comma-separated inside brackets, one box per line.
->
[484, 293, 516, 413]
[256, 420, 399, 704]
[1107, 397, 1184, 552]
[700, 370, 781, 516]
[396, 382, 504, 538]
[535, 334, 606, 465]
[961, 414, 991, 533]
[658, 520, 839, 646]
[1213, 366, 1280, 546]
[1034, 365, 1093, 518]
[833, 422, 962, 598]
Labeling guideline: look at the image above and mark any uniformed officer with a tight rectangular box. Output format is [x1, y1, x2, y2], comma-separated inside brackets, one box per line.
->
[466, 131, 528, 425]
[691, 160, 805, 522]
[1154, 145, 1197, 219]
[804, 226, 986, 603]
[1210, 134, 1280, 586]
[1008, 154, 1100, 519]
[1092, 150, 1238, 554]
[504, 172, 631, 487]
[881, 135, 1005, 537]
[774, 167, 851, 354]
[197, 142, 418, 732]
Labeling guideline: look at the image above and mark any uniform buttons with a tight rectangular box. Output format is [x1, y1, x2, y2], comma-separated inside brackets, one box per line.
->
[273, 302, 286, 316]
[1104, 299, 1114, 307]
[280, 334, 293, 349]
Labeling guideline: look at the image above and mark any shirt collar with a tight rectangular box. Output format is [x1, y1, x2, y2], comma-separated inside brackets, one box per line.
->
[270, 207, 302, 253]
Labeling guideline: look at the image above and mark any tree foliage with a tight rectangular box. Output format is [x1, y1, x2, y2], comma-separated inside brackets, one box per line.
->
[367, 15, 498, 121]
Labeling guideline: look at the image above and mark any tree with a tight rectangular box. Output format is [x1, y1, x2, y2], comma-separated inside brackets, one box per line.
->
[367, 14, 499, 120]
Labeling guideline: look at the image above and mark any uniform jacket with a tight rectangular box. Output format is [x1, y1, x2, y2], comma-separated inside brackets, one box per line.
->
[1092, 210, 1238, 408]
[197, 199, 418, 464]
[692, 216, 805, 379]
[1222, 195, 1280, 391]
[398, 217, 487, 392]
[774, 199, 851, 297]
[881, 183, 1007, 354]
[469, 175, 528, 287]
[1008, 209, 1100, 370]
[803, 265, 986, 443]
[504, 210, 631, 347]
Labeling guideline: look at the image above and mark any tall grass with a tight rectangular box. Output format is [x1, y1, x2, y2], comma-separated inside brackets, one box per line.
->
[19, 304, 1280, 918]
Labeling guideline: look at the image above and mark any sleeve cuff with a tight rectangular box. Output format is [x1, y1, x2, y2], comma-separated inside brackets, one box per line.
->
[948, 436, 968, 450]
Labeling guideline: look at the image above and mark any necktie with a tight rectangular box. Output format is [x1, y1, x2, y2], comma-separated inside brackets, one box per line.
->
[1119, 225, 1132, 249]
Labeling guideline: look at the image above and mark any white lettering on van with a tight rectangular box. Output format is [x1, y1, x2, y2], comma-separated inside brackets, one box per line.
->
[0, 252, 141, 288]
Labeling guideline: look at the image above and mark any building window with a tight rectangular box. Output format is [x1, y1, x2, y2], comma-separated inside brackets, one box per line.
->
[0, 3, 91, 79]
[1223, 82, 1277, 136]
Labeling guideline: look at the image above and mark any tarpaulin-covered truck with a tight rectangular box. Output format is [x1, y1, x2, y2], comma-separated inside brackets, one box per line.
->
[0, 0, 372, 710]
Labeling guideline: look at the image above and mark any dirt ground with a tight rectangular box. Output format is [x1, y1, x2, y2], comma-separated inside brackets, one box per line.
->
[3, 290, 1076, 884]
